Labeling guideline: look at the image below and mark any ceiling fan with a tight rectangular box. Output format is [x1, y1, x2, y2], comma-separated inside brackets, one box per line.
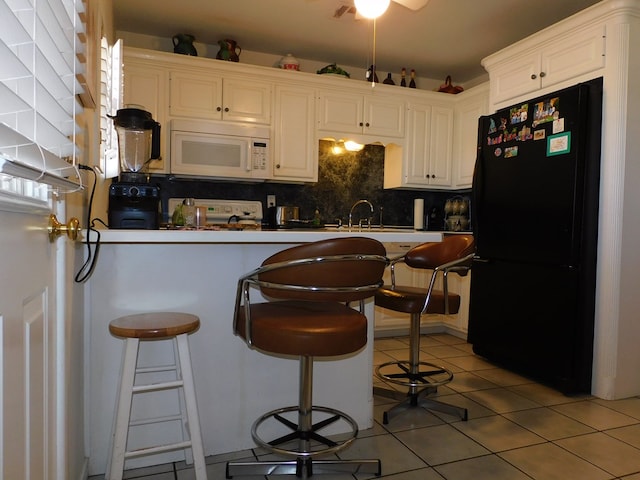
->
[333, 0, 429, 20]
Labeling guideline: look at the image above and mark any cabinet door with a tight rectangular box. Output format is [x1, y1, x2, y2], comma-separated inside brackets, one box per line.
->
[428, 106, 454, 187]
[541, 24, 605, 89]
[317, 91, 363, 134]
[222, 78, 272, 124]
[365, 96, 405, 137]
[453, 85, 489, 188]
[123, 62, 169, 172]
[404, 103, 433, 186]
[169, 71, 223, 120]
[273, 85, 318, 182]
[490, 51, 541, 106]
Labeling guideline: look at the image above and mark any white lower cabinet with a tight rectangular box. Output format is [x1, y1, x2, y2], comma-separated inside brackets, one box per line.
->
[375, 241, 470, 338]
[272, 84, 317, 182]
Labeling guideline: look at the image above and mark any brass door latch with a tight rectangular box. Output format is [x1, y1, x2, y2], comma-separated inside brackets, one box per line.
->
[48, 214, 80, 242]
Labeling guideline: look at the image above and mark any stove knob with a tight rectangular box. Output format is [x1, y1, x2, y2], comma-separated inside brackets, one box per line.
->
[129, 186, 139, 197]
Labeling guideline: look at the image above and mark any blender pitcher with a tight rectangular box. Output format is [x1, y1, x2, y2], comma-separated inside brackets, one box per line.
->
[109, 107, 161, 182]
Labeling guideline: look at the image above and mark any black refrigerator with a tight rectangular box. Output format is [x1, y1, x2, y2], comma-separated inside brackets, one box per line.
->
[467, 78, 603, 394]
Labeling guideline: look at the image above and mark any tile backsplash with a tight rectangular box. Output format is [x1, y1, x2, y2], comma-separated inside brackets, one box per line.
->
[151, 140, 469, 228]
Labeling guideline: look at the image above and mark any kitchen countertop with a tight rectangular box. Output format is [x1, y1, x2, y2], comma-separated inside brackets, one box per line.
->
[88, 227, 445, 244]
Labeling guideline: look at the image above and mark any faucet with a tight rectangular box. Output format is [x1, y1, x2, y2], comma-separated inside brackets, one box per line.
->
[348, 199, 374, 230]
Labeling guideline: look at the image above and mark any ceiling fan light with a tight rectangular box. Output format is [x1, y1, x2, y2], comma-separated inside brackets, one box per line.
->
[354, 0, 391, 19]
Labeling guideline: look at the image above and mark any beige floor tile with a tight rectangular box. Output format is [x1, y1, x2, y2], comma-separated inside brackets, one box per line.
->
[556, 431, 640, 477]
[443, 355, 499, 372]
[373, 401, 445, 432]
[424, 345, 470, 358]
[499, 443, 612, 480]
[338, 433, 427, 478]
[453, 415, 545, 452]
[385, 347, 436, 361]
[394, 423, 490, 465]
[552, 400, 639, 430]
[593, 397, 640, 420]
[606, 424, 640, 449]
[473, 367, 535, 387]
[434, 454, 533, 480]
[503, 407, 596, 440]
[360, 467, 443, 480]
[374, 337, 410, 351]
[451, 342, 475, 354]
[444, 371, 499, 393]
[507, 382, 586, 406]
[429, 334, 467, 345]
[373, 349, 398, 366]
[464, 387, 540, 413]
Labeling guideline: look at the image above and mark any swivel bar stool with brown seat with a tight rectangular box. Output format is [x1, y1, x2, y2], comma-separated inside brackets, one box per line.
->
[225, 237, 387, 479]
[374, 234, 475, 424]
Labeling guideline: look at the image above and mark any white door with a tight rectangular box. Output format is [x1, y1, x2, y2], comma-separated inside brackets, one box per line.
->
[0, 200, 68, 479]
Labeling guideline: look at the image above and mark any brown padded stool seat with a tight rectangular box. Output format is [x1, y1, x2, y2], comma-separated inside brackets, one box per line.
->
[109, 312, 200, 339]
[235, 300, 367, 357]
[375, 287, 460, 314]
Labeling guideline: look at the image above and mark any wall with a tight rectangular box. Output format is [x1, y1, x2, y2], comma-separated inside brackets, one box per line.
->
[146, 140, 468, 228]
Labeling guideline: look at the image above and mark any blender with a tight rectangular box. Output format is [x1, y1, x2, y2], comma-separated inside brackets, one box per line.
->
[108, 107, 162, 229]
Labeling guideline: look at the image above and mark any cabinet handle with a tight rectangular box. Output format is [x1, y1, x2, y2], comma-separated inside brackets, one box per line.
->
[276, 164, 281, 169]
[359, 122, 364, 127]
[539, 71, 546, 78]
[531, 74, 537, 80]
[426, 174, 436, 179]
[365, 122, 370, 127]
[224, 107, 230, 112]
[216, 106, 222, 112]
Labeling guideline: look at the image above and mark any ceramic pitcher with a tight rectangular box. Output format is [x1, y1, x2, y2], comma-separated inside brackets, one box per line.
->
[216, 39, 241, 62]
[172, 34, 197, 56]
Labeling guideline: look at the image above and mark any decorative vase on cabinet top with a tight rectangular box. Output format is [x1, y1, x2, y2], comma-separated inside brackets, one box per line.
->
[217, 39, 242, 62]
[172, 34, 197, 56]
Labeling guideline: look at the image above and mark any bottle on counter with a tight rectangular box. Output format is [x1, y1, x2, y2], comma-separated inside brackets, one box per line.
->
[383, 73, 395, 85]
[409, 69, 417, 88]
[400, 68, 407, 87]
[183, 198, 196, 227]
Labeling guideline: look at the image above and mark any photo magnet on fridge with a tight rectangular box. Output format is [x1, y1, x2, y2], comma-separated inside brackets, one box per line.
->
[547, 131, 571, 156]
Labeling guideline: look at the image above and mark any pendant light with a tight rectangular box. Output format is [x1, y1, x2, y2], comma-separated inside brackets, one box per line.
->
[354, 0, 390, 88]
[354, 0, 390, 19]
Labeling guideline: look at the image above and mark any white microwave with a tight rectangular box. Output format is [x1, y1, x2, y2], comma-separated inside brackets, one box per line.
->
[170, 119, 271, 180]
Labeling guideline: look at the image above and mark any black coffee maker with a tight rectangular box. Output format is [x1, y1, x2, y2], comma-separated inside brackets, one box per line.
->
[108, 107, 161, 229]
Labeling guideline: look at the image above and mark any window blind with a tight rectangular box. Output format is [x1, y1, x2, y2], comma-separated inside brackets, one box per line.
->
[0, 0, 86, 197]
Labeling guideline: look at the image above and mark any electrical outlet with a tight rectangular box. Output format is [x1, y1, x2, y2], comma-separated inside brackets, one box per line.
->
[267, 194, 276, 207]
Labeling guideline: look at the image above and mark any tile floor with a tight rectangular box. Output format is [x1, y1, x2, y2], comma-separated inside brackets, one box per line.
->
[93, 334, 640, 479]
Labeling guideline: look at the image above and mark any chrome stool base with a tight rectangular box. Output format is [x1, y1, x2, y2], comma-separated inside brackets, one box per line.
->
[227, 404, 381, 478]
[376, 360, 454, 388]
[375, 360, 467, 424]
[226, 458, 381, 478]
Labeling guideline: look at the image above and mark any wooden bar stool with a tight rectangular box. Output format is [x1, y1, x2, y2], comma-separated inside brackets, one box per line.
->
[106, 312, 207, 480]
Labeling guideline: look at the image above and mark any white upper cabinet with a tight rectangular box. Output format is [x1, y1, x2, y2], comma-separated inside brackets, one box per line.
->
[123, 61, 169, 172]
[272, 84, 318, 182]
[384, 101, 453, 189]
[170, 71, 272, 124]
[318, 91, 405, 138]
[452, 84, 490, 189]
[485, 23, 606, 107]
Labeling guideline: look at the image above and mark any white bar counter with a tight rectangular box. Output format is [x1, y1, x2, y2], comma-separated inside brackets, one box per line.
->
[85, 228, 442, 475]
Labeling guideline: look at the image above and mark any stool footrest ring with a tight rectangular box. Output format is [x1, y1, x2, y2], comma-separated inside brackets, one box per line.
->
[251, 405, 358, 458]
[376, 360, 454, 388]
